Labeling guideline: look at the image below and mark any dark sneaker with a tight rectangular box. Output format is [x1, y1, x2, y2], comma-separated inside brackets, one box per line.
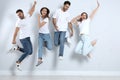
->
[36, 60, 43, 67]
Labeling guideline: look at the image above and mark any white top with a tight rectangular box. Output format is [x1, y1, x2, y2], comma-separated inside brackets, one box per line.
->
[39, 17, 50, 34]
[53, 9, 71, 31]
[78, 18, 91, 35]
[16, 14, 31, 39]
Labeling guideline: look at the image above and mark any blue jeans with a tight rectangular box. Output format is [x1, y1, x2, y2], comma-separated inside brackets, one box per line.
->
[75, 35, 93, 56]
[54, 31, 66, 56]
[38, 33, 52, 59]
[18, 37, 33, 63]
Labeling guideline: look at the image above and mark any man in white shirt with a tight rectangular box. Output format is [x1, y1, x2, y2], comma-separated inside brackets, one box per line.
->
[12, 1, 36, 70]
[53, 1, 73, 60]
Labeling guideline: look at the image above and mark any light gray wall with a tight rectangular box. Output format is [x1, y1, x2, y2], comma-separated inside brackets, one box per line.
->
[0, 0, 120, 75]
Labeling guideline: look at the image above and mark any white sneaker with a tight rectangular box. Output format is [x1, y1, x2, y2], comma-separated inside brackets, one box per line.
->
[8, 44, 18, 53]
[36, 60, 43, 67]
[66, 37, 72, 47]
[59, 56, 63, 60]
[16, 63, 22, 71]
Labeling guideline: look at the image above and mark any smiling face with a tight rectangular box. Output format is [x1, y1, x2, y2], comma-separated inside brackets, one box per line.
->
[81, 12, 88, 20]
[63, 4, 70, 11]
[41, 8, 47, 17]
[62, 1, 71, 12]
[16, 12, 24, 19]
[40, 7, 50, 18]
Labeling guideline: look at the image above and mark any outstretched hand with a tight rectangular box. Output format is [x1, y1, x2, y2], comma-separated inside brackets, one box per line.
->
[97, 0, 100, 7]
[34, 0, 37, 5]
[89, 0, 100, 20]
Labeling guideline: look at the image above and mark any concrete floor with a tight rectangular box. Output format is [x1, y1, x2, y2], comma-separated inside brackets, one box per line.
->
[0, 76, 120, 80]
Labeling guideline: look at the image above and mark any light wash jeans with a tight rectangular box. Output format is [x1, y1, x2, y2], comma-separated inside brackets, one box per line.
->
[38, 33, 52, 59]
[54, 31, 66, 56]
[75, 34, 93, 56]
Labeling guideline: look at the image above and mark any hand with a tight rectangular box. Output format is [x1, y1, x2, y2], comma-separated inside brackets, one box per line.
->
[70, 32, 73, 37]
[34, 0, 37, 5]
[12, 40, 16, 44]
[97, 0, 100, 7]
[55, 26, 59, 31]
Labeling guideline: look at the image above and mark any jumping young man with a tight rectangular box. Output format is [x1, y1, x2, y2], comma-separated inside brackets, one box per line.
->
[12, 1, 37, 70]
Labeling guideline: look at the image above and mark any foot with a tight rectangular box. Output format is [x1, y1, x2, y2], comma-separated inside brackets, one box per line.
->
[36, 59, 43, 67]
[17, 45, 20, 50]
[87, 53, 93, 59]
[91, 40, 97, 46]
[59, 56, 63, 60]
[66, 37, 72, 47]
[13, 44, 18, 51]
[8, 45, 18, 53]
[16, 61, 22, 71]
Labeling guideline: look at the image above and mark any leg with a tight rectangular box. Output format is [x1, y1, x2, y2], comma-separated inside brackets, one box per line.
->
[82, 35, 94, 56]
[59, 32, 66, 57]
[38, 34, 44, 60]
[44, 34, 52, 50]
[54, 32, 60, 46]
[75, 39, 83, 54]
[17, 37, 31, 63]
[19, 48, 24, 53]
[36, 34, 44, 66]
[27, 38, 33, 55]
[91, 39, 97, 46]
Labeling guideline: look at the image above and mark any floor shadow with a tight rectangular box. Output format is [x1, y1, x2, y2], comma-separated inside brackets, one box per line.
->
[49, 14, 58, 70]
[71, 53, 89, 64]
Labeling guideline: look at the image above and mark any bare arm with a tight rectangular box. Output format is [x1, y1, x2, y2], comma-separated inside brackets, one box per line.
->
[52, 18, 59, 31]
[71, 15, 81, 26]
[68, 22, 73, 37]
[28, 1, 37, 17]
[89, 0, 100, 20]
[12, 27, 19, 44]
[38, 14, 47, 28]
[71, 15, 81, 23]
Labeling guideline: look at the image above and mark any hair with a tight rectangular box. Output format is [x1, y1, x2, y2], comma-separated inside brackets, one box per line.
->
[16, 9, 23, 13]
[64, 1, 71, 6]
[40, 7, 50, 18]
[78, 12, 88, 22]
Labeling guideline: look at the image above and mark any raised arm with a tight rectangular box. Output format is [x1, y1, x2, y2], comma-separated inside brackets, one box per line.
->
[89, 0, 100, 20]
[28, 1, 37, 17]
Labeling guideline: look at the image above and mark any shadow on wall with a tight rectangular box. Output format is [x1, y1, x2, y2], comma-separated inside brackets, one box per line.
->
[49, 13, 59, 69]
[0, 0, 11, 28]
[28, 12, 38, 74]
[0, 0, 13, 51]
[9, 51, 23, 76]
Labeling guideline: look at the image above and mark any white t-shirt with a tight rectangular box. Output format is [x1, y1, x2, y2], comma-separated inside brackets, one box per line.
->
[53, 9, 71, 31]
[78, 18, 91, 35]
[39, 17, 50, 34]
[16, 14, 31, 39]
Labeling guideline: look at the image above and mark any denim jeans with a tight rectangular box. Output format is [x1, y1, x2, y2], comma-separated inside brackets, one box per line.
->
[54, 31, 66, 56]
[38, 33, 52, 59]
[75, 35, 93, 56]
[18, 37, 33, 63]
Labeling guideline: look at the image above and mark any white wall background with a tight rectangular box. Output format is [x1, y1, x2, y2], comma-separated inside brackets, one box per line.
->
[0, 0, 120, 75]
